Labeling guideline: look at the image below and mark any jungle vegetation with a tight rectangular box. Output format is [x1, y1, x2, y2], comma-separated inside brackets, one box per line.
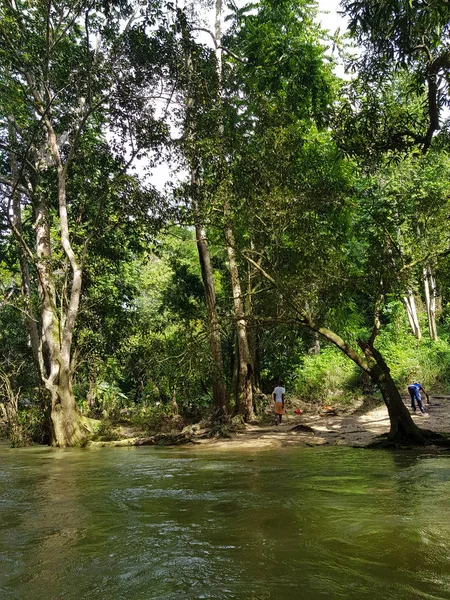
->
[2, 0, 450, 446]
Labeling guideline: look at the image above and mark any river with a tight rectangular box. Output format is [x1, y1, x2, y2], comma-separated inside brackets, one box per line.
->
[1, 443, 450, 599]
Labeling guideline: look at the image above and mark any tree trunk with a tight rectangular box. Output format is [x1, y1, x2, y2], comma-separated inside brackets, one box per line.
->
[423, 266, 438, 341]
[243, 255, 429, 444]
[8, 69, 90, 447]
[172, 387, 179, 416]
[314, 325, 426, 444]
[245, 252, 261, 411]
[48, 364, 87, 447]
[32, 155, 87, 447]
[403, 290, 422, 340]
[224, 203, 254, 421]
[362, 344, 425, 444]
[183, 18, 229, 421]
[34, 203, 86, 447]
[308, 333, 321, 355]
[193, 206, 229, 420]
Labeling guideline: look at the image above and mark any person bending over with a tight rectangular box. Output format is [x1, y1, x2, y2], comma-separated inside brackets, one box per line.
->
[407, 382, 429, 414]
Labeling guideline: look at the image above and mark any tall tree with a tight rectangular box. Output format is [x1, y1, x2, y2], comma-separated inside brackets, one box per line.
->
[182, 14, 229, 421]
[0, 0, 165, 445]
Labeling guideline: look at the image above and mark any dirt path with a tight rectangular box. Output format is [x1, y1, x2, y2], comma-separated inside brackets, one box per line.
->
[191, 395, 450, 450]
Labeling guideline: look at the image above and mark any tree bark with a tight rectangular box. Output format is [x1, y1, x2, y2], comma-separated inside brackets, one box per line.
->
[423, 265, 438, 341]
[359, 343, 426, 444]
[403, 290, 421, 340]
[183, 18, 229, 421]
[30, 119, 87, 446]
[225, 203, 254, 421]
[314, 325, 425, 443]
[34, 192, 87, 447]
[192, 190, 229, 420]
[8, 120, 44, 377]
[213, 0, 253, 420]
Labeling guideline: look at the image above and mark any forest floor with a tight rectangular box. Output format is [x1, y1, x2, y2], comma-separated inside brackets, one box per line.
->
[184, 394, 450, 451]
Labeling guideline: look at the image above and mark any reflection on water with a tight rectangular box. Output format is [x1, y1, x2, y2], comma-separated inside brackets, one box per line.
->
[1, 445, 450, 599]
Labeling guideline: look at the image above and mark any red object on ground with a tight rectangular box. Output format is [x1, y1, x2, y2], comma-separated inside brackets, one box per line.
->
[294, 409, 302, 414]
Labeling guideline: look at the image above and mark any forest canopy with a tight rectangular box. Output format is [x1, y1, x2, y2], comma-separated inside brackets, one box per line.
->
[2, 0, 450, 447]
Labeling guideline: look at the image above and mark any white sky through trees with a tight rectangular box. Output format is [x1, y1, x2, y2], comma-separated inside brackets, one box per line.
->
[147, 0, 347, 190]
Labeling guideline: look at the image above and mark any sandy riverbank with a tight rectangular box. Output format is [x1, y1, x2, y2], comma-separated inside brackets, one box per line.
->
[187, 395, 450, 450]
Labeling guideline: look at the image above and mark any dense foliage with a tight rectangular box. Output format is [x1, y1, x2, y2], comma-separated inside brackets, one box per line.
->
[2, 0, 450, 445]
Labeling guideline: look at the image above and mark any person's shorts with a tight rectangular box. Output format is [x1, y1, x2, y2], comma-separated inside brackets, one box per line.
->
[275, 403, 285, 415]
[408, 386, 421, 401]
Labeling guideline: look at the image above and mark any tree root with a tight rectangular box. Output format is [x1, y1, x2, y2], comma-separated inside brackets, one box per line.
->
[88, 432, 198, 448]
[367, 429, 450, 449]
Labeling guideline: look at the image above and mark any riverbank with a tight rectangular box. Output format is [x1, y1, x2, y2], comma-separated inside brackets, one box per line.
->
[194, 396, 450, 450]
[88, 394, 450, 450]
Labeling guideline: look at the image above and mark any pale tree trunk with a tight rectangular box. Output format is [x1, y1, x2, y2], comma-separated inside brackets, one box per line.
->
[46, 145, 87, 446]
[423, 266, 438, 341]
[403, 290, 422, 340]
[172, 387, 179, 416]
[34, 191, 86, 447]
[308, 332, 321, 355]
[27, 79, 87, 446]
[0, 370, 26, 446]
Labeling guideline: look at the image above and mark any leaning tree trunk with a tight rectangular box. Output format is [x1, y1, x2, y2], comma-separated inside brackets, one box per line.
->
[314, 325, 426, 445]
[243, 255, 429, 444]
[360, 344, 426, 444]
[403, 290, 422, 340]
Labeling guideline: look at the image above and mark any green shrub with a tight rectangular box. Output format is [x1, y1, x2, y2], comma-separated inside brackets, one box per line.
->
[91, 420, 120, 441]
[293, 345, 359, 404]
[131, 403, 183, 433]
[377, 331, 450, 393]
[90, 381, 129, 419]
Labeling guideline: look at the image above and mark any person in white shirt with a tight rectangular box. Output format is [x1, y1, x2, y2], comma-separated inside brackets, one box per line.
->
[272, 382, 286, 425]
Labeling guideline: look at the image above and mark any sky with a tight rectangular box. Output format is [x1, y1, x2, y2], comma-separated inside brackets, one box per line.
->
[317, 0, 347, 33]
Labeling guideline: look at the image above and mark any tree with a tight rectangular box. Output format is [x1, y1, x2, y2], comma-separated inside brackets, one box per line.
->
[238, 125, 436, 444]
[341, 0, 450, 153]
[0, 0, 166, 445]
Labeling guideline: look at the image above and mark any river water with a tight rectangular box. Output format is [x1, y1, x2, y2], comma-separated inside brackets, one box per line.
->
[1, 443, 450, 600]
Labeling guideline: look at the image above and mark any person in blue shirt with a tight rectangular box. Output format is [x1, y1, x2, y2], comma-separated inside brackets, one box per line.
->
[407, 382, 429, 414]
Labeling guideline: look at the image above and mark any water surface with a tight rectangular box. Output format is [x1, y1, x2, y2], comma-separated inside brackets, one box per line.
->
[1, 443, 450, 599]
